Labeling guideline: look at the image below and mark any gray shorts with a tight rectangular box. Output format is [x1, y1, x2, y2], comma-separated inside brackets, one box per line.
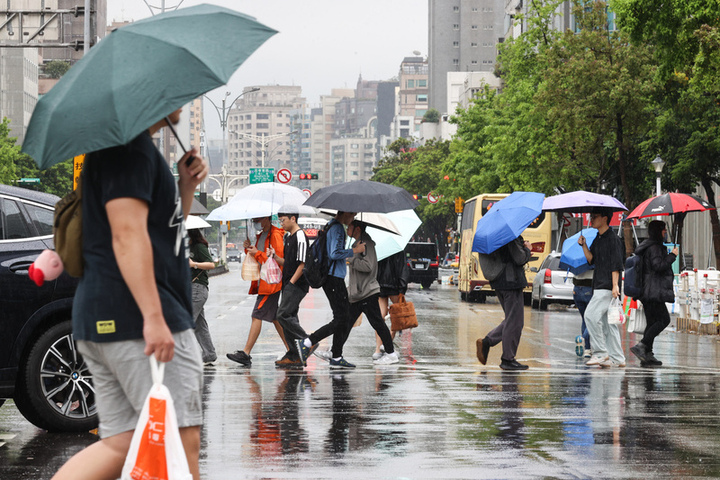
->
[77, 329, 203, 439]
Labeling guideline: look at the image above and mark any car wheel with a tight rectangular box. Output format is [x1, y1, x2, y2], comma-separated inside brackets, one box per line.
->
[531, 297, 539, 309]
[523, 293, 532, 306]
[421, 280, 433, 289]
[539, 298, 548, 311]
[460, 291, 468, 301]
[15, 320, 98, 432]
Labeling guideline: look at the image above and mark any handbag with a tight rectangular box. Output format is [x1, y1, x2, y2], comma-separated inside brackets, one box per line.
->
[260, 256, 282, 284]
[389, 293, 418, 331]
[121, 357, 193, 480]
[607, 297, 626, 325]
[53, 171, 84, 277]
[241, 252, 260, 281]
[627, 300, 647, 334]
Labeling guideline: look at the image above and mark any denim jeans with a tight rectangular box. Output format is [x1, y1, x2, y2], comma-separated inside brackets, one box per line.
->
[573, 285, 592, 349]
[191, 282, 216, 363]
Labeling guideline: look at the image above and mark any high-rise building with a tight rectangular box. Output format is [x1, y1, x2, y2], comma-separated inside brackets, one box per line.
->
[0, 47, 38, 143]
[226, 85, 305, 187]
[330, 135, 378, 183]
[393, 56, 429, 139]
[428, 0, 505, 115]
[309, 88, 353, 188]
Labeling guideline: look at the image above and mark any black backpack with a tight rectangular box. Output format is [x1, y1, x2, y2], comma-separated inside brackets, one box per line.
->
[624, 253, 644, 299]
[303, 223, 335, 289]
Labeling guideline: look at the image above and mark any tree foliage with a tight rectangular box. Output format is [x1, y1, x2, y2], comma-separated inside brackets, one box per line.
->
[44, 60, 71, 79]
[0, 118, 19, 185]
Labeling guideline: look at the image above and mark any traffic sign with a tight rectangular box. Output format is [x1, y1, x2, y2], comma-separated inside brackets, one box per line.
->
[277, 168, 292, 184]
[427, 192, 439, 204]
[249, 167, 275, 184]
[302, 189, 312, 198]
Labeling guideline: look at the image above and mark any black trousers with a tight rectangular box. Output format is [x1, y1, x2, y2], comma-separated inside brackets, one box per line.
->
[309, 276, 353, 358]
[337, 293, 394, 355]
[641, 300, 671, 352]
[276, 282, 309, 360]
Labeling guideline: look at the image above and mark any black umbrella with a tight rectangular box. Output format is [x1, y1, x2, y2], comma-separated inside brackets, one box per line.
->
[303, 180, 419, 213]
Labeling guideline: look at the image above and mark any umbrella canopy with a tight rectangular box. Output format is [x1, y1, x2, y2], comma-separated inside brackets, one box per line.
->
[190, 198, 210, 215]
[626, 193, 714, 219]
[320, 210, 401, 235]
[472, 191, 545, 254]
[185, 215, 211, 230]
[206, 183, 309, 221]
[363, 210, 422, 261]
[559, 228, 598, 275]
[22, 4, 276, 169]
[303, 180, 419, 213]
[543, 191, 627, 213]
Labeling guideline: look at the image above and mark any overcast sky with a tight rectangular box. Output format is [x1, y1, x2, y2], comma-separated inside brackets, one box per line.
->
[107, 1, 428, 139]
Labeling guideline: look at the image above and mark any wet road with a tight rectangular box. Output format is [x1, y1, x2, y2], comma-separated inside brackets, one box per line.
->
[3, 264, 720, 479]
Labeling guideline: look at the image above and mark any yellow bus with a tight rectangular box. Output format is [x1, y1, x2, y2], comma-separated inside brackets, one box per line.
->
[458, 193, 554, 303]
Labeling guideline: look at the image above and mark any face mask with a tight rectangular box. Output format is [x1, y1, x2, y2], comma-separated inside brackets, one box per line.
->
[253, 221, 263, 231]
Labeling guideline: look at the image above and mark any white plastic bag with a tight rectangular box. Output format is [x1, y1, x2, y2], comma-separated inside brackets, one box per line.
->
[607, 297, 626, 325]
[260, 256, 282, 284]
[627, 300, 647, 333]
[121, 356, 193, 480]
[241, 252, 260, 281]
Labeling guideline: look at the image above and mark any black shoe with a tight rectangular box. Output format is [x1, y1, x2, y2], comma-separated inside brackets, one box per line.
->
[227, 350, 252, 366]
[645, 352, 663, 366]
[476, 337, 490, 365]
[500, 359, 529, 371]
[630, 343, 649, 363]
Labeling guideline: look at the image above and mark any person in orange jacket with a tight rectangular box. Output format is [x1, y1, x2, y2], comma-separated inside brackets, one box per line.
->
[227, 215, 286, 366]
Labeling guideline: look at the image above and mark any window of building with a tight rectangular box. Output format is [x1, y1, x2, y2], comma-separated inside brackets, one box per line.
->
[453, 24, 459, 30]
[245, 115, 252, 120]
[471, 42, 478, 47]
[365, 143, 374, 149]
[407, 79, 415, 88]
[350, 153, 359, 158]
[351, 144, 359, 149]
[256, 114, 269, 119]
[417, 94, 428, 102]
[472, 25, 478, 30]
[472, 7, 478, 12]
[246, 123, 252, 129]
[471, 60, 478, 65]
[277, 113, 283, 117]
[453, 41, 459, 47]
[400, 119, 410, 126]
[453, 6, 459, 12]
[453, 59, 459, 65]
[277, 123, 283, 127]
[256, 123, 269, 129]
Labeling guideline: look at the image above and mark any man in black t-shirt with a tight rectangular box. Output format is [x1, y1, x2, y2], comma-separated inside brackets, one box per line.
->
[270, 205, 311, 367]
[54, 109, 209, 480]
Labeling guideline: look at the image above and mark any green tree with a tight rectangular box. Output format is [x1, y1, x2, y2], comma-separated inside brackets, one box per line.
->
[0, 118, 19, 185]
[422, 108, 440, 123]
[44, 60, 71, 79]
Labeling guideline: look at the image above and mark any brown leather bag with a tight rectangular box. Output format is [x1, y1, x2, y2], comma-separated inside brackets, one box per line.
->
[389, 294, 418, 331]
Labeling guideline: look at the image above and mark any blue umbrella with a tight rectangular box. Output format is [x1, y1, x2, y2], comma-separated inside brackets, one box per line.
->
[472, 191, 545, 254]
[559, 228, 598, 274]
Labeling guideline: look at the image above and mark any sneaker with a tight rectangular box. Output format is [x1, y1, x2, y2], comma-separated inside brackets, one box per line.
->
[329, 357, 356, 369]
[374, 352, 399, 365]
[371, 345, 386, 361]
[203, 361, 216, 367]
[586, 355, 609, 366]
[314, 349, 333, 362]
[295, 339, 313, 366]
[275, 357, 304, 368]
[598, 357, 614, 368]
[226, 350, 252, 366]
[499, 359, 529, 371]
[584, 349, 593, 358]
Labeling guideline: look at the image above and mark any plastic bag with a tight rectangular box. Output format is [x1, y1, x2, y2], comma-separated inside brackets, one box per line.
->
[241, 252, 260, 281]
[260, 256, 282, 284]
[121, 356, 192, 480]
[627, 300, 647, 333]
[607, 297, 626, 325]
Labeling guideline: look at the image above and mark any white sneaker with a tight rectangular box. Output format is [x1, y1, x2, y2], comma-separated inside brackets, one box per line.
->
[584, 349, 593, 358]
[374, 352, 399, 365]
[586, 355, 609, 366]
[371, 345, 386, 360]
[314, 349, 333, 362]
[598, 357, 613, 368]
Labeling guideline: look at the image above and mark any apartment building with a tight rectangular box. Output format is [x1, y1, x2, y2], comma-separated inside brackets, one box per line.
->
[0, 48, 38, 143]
[308, 88, 353, 189]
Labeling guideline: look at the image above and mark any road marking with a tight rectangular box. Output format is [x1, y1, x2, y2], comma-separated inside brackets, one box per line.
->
[0, 433, 16, 447]
[230, 306, 237, 311]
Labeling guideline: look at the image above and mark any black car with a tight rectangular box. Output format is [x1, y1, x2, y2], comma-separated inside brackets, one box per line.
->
[404, 242, 439, 289]
[0, 184, 97, 432]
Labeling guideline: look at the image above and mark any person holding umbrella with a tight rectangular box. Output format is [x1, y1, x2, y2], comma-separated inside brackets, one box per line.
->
[629, 220, 678, 366]
[227, 216, 287, 367]
[578, 208, 626, 368]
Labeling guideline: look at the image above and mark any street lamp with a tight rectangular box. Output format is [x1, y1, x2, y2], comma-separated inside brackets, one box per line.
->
[235, 130, 298, 168]
[652, 155, 665, 197]
[204, 87, 260, 169]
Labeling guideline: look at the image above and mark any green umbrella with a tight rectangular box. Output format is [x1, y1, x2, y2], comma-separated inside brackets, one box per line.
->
[22, 4, 276, 169]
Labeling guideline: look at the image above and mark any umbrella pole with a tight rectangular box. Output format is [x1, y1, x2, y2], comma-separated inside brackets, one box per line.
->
[165, 117, 195, 166]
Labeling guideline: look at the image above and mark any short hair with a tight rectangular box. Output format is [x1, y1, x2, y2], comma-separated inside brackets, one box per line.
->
[592, 207, 612, 221]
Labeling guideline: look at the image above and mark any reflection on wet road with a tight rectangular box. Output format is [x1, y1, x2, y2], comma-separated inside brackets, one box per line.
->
[3, 266, 720, 479]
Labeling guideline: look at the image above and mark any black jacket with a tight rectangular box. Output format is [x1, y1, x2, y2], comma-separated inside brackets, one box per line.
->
[635, 239, 676, 303]
[489, 236, 531, 291]
[377, 250, 409, 296]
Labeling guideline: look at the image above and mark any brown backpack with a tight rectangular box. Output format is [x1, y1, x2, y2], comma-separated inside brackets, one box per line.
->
[53, 173, 83, 277]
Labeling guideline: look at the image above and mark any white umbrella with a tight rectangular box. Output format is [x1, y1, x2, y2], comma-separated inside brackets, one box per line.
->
[185, 215, 211, 230]
[365, 209, 422, 261]
[206, 183, 309, 221]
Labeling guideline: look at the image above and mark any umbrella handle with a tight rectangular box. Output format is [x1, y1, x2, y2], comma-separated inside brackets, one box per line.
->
[165, 116, 196, 166]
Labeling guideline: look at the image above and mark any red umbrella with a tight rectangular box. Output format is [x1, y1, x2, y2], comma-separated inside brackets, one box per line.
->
[626, 193, 713, 219]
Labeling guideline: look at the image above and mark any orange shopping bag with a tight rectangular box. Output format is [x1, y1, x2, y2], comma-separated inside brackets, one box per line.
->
[121, 356, 192, 480]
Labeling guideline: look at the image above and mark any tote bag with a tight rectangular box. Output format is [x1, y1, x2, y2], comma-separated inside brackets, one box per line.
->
[389, 294, 418, 331]
[121, 357, 192, 480]
[627, 300, 647, 334]
[241, 252, 260, 281]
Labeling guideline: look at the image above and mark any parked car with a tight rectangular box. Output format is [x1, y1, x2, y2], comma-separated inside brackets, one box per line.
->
[530, 251, 575, 310]
[0, 185, 97, 432]
[404, 242, 439, 289]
